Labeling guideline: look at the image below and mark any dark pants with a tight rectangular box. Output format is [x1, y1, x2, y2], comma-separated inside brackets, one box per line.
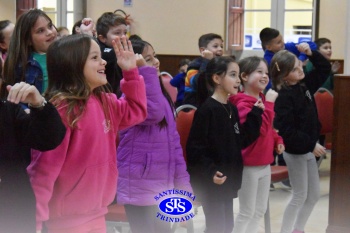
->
[124, 204, 171, 233]
[201, 195, 234, 233]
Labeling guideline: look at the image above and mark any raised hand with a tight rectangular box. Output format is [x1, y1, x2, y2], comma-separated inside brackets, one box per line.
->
[332, 61, 340, 73]
[6, 82, 44, 106]
[135, 53, 147, 67]
[112, 36, 137, 71]
[265, 89, 278, 103]
[80, 18, 96, 37]
[201, 49, 214, 60]
[296, 42, 312, 56]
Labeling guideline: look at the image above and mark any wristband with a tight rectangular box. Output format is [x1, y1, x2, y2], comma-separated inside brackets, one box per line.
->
[28, 97, 47, 109]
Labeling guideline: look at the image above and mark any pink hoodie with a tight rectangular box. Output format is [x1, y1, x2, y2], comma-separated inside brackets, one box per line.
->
[229, 92, 284, 166]
[27, 68, 147, 230]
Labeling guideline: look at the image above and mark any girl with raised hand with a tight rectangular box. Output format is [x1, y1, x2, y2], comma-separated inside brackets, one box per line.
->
[186, 56, 264, 233]
[271, 44, 331, 233]
[27, 34, 147, 233]
[229, 56, 284, 233]
[116, 37, 192, 233]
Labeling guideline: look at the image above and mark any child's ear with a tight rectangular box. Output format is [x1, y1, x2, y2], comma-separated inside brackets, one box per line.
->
[75, 26, 81, 34]
[98, 34, 106, 43]
[212, 73, 221, 85]
[265, 42, 272, 51]
[199, 47, 206, 53]
[240, 72, 248, 82]
[0, 42, 6, 50]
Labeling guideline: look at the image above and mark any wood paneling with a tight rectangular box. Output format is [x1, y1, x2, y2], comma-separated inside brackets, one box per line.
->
[16, 0, 36, 19]
[157, 54, 198, 77]
[326, 75, 350, 233]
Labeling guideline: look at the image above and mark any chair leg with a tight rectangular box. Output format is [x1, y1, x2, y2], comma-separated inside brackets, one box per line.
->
[264, 197, 271, 233]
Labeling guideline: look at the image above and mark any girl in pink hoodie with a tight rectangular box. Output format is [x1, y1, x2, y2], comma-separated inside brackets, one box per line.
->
[229, 56, 284, 233]
[27, 34, 147, 233]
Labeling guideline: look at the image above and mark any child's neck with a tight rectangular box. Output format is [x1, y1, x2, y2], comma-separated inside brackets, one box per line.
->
[211, 91, 228, 104]
[243, 87, 261, 99]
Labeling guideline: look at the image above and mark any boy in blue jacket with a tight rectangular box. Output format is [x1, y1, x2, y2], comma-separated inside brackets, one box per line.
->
[259, 27, 317, 90]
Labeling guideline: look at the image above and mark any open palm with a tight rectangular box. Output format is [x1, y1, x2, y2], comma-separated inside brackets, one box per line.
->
[112, 36, 136, 71]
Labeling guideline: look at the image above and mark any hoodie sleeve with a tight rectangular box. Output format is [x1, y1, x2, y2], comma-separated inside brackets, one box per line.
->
[25, 102, 66, 151]
[236, 106, 263, 149]
[112, 67, 147, 130]
[303, 50, 332, 95]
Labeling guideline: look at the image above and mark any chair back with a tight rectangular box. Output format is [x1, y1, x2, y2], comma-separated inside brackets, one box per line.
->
[160, 71, 177, 103]
[314, 87, 334, 134]
[175, 105, 197, 162]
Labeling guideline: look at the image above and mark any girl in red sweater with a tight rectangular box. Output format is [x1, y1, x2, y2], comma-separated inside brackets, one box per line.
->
[229, 56, 284, 233]
[28, 34, 147, 233]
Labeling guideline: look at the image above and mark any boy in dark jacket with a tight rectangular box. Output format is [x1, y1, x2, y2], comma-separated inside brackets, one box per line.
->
[96, 12, 128, 97]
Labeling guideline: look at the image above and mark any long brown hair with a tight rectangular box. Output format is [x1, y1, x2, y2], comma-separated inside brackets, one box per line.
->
[270, 50, 296, 91]
[45, 34, 111, 128]
[3, 9, 54, 94]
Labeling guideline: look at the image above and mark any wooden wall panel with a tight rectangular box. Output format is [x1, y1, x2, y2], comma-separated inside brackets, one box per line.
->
[157, 54, 198, 77]
[16, 0, 36, 19]
[326, 75, 350, 233]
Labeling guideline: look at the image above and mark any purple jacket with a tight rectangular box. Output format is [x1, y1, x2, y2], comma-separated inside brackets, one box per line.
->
[117, 66, 192, 206]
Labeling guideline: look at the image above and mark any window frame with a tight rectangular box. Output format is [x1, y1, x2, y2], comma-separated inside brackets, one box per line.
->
[226, 0, 319, 53]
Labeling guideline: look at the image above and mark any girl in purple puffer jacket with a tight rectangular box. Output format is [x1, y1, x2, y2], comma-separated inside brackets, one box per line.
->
[117, 37, 192, 233]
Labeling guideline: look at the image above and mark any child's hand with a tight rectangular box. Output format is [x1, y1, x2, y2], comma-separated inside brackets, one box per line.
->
[213, 171, 227, 185]
[6, 82, 44, 106]
[332, 61, 340, 73]
[265, 89, 278, 103]
[112, 36, 137, 71]
[254, 99, 265, 111]
[201, 49, 214, 60]
[80, 18, 96, 37]
[297, 43, 312, 56]
[135, 53, 147, 67]
[275, 144, 285, 154]
[313, 143, 326, 157]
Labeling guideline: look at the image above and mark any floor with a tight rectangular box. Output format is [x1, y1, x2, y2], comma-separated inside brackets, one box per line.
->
[107, 152, 331, 233]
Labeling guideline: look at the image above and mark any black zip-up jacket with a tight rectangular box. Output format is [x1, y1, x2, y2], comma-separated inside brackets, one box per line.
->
[0, 101, 66, 233]
[273, 50, 331, 154]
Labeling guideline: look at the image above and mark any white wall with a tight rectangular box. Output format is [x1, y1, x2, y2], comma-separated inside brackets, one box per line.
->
[0, 0, 16, 22]
[318, 0, 347, 60]
[0, 0, 347, 60]
[87, 0, 226, 55]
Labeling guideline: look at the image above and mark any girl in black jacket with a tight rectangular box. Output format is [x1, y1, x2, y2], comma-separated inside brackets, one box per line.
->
[0, 82, 66, 233]
[186, 56, 264, 233]
[270, 45, 331, 233]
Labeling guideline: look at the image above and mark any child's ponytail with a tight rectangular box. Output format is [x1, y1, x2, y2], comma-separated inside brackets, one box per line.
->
[196, 71, 211, 106]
